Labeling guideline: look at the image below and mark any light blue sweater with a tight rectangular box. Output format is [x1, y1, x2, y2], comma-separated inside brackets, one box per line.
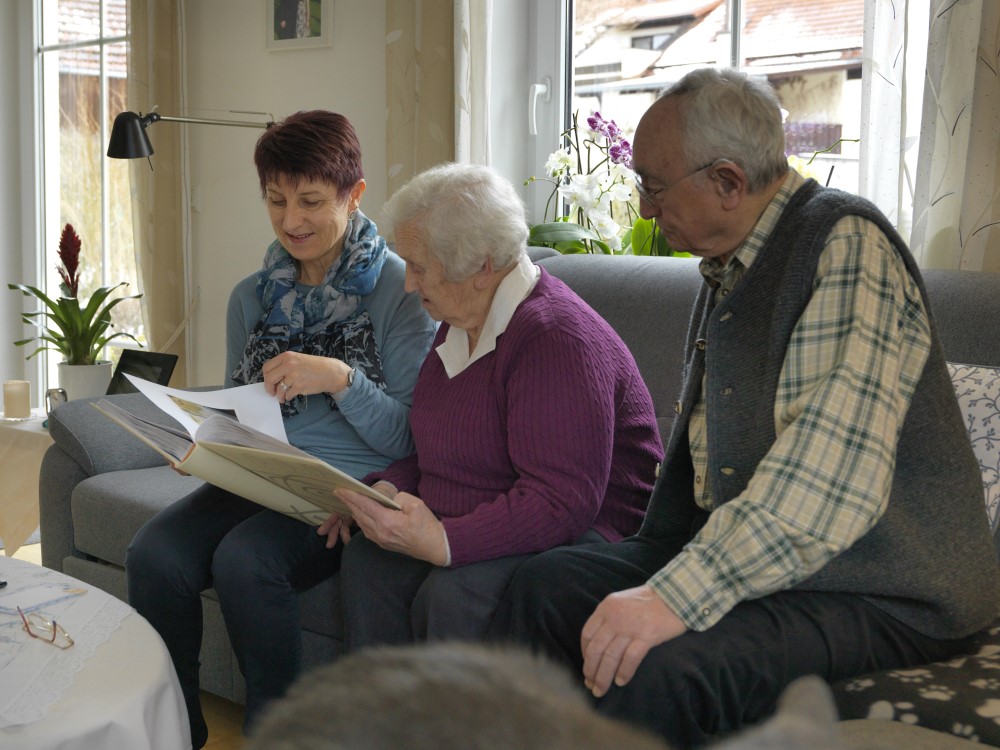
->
[225, 251, 437, 480]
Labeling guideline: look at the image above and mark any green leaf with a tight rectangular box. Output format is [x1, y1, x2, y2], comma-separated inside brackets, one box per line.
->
[629, 218, 665, 256]
[529, 222, 601, 244]
[8, 281, 142, 364]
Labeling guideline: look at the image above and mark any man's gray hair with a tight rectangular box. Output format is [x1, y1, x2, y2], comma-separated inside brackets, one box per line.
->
[381, 163, 528, 280]
[661, 67, 788, 192]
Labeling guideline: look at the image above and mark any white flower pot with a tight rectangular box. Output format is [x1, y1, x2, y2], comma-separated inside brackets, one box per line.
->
[58, 361, 113, 400]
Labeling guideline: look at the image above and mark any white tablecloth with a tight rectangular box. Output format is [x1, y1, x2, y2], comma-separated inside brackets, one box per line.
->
[0, 556, 190, 750]
[0, 410, 52, 556]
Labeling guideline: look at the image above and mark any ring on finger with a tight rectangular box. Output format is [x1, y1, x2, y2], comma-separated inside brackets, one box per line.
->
[279, 380, 291, 393]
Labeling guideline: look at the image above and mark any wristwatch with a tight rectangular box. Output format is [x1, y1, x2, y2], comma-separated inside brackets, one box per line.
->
[347, 367, 356, 388]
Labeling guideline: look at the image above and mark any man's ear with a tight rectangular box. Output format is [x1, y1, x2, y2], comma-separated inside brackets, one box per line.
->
[712, 161, 747, 209]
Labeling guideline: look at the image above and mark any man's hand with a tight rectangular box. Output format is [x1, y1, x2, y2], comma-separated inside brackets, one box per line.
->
[336, 489, 449, 566]
[581, 584, 687, 698]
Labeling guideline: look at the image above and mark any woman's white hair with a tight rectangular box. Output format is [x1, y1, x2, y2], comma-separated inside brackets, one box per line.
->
[381, 163, 528, 280]
[662, 68, 788, 192]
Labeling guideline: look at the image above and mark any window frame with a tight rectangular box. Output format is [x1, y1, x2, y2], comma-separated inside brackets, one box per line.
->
[31, 0, 135, 390]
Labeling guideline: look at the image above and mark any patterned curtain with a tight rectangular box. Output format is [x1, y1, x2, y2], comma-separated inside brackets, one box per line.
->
[455, 0, 493, 165]
[385, 0, 456, 195]
[125, 0, 190, 385]
[911, 1, 1000, 271]
[862, 0, 1000, 271]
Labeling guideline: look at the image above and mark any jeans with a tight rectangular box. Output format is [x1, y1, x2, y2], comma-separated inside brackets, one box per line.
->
[125, 484, 342, 747]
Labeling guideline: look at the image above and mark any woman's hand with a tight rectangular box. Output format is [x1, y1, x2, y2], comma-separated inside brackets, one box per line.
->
[335, 488, 449, 566]
[316, 512, 354, 548]
[262, 351, 353, 403]
[316, 482, 397, 549]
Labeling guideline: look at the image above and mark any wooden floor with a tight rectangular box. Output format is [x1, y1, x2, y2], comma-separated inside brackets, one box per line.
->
[11, 543, 247, 749]
[202, 692, 246, 749]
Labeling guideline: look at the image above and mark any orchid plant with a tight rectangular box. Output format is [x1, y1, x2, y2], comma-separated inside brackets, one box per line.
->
[8, 223, 142, 365]
[527, 111, 678, 256]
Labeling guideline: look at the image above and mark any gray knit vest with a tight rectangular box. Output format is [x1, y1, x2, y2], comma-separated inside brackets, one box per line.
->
[640, 180, 1000, 638]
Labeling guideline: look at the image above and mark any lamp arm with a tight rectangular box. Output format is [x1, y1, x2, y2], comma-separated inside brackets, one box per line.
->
[140, 112, 271, 130]
[155, 114, 272, 129]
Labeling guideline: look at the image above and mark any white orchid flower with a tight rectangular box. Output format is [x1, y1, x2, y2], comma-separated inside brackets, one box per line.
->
[588, 209, 621, 239]
[544, 148, 574, 179]
[559, 173, 601, 211]
[607, 161, 636, 186]
[605, 180, 634, 203]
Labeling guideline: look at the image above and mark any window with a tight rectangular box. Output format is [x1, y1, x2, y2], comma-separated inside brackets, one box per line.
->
[36, 0, 141, 383]
[570, 0, 866, 193]
[630, 32, 678, 51]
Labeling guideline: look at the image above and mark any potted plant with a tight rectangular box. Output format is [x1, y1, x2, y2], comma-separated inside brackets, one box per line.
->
[526, 111, 686, 256]
[8, 223, 142, 399]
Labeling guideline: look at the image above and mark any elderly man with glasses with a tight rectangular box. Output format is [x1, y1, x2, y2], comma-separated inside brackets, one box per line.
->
[490, 67, 1000, 746]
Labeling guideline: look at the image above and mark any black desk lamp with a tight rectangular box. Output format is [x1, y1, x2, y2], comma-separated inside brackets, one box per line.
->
[107, 110, 273, 160]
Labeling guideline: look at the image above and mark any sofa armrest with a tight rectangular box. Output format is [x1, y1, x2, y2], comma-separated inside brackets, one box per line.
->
[47, 392, 185, 476]
[38, 443, 90, 571]
[40, 389, 216, 572]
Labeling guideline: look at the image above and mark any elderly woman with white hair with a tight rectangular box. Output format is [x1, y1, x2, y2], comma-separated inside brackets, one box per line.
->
[320, 163, 663, 647]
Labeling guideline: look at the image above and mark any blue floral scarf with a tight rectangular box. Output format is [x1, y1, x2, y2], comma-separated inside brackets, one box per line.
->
[231, 210, 388, 417]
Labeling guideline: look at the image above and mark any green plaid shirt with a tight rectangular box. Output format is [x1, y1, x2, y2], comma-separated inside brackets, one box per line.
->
[650, 171, 933, 630]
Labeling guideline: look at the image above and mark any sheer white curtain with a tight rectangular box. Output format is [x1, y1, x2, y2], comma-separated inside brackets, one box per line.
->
[454, 0, 492, 165]
[911, 0, 1000, 270]
[126, 0, 192, 385]
[862, 0, 1000, 271]
[385, 0, 454, 195]
[859, 0, 924, 233]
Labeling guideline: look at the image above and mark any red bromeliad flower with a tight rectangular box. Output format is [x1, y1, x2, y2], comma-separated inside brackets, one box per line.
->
[57, 223, 82, 298]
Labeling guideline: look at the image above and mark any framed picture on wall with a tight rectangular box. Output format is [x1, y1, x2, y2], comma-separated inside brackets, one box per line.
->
[265, 0, 332, 51]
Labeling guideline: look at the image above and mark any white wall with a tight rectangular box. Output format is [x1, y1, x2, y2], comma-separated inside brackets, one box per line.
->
[183, 0, 388, 385]
[165, 0, 549, 386]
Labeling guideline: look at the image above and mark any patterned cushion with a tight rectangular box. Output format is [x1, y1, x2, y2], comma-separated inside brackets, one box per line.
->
[832, 363, 1000, 745]
[835, 620, 1000, 744]
[947, 363, 1000, 550]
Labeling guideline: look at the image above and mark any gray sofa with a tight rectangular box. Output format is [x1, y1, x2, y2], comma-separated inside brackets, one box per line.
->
[38, 253, 1000, 746]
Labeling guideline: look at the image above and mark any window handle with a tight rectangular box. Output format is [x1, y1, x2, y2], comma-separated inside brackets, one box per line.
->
[528, 77, 552, 136]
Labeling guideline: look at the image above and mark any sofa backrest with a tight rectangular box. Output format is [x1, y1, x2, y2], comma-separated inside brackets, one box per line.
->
[536, 254, 703, 441]
[922, 269, 1000, 367]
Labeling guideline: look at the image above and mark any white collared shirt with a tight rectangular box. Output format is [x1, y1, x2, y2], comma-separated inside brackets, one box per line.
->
[435, 254, 541, 379]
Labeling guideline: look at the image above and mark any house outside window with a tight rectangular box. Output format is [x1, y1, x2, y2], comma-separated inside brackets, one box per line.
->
[35, 0, 141, 385]
[571, 0, 867, 192]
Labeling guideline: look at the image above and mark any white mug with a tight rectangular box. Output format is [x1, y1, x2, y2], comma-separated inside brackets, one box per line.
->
[3, 380, 31, 419]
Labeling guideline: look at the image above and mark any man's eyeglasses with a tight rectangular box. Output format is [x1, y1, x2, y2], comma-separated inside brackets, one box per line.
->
[634, 160, 718, 204]
[18, 606, 74, 649]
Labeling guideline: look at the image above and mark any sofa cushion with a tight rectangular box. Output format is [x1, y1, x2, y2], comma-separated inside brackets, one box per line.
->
[71, 465, 341, 639]
[947, 362, 1000, 556]
[835, 619, 1000, 745]
[72, 466, 205, 566]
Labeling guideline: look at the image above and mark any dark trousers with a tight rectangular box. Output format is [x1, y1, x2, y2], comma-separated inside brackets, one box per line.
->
[125, 484, 342, 748]
[487, 536, 976, 747]
[339, 529, 608, 652]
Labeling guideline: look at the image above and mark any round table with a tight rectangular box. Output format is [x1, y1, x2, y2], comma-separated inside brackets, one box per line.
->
[0, 556, 190, 749]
